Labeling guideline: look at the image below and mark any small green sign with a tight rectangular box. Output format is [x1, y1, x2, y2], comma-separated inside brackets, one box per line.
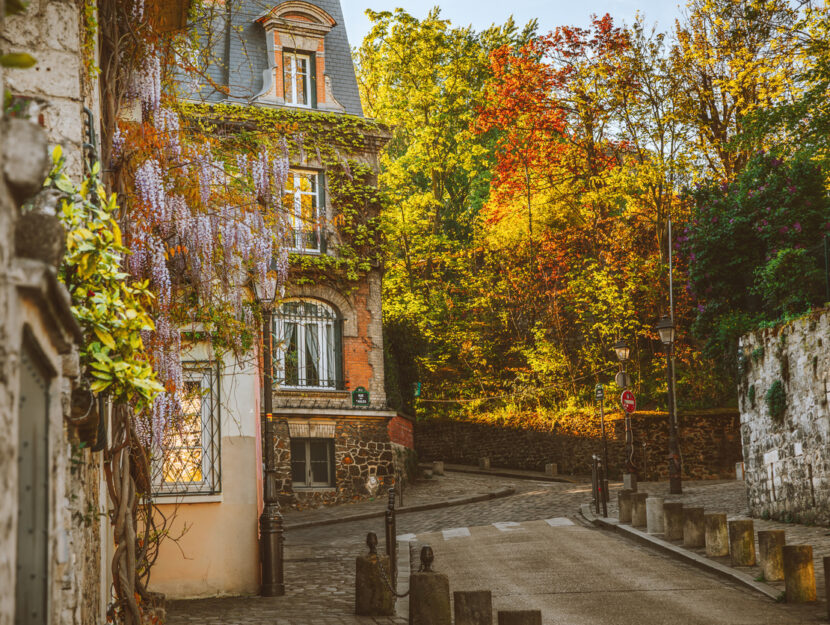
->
[595, 384, 604, 401]
[413, 382, 421, 398]
[352, 386, 370, 406]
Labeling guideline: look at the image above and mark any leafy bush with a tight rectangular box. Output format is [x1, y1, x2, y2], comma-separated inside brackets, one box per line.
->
[765, 379, 786, 423]
[753, 248, 823, 316]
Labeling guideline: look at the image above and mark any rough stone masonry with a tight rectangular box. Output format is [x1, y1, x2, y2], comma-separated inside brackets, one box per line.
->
[738, 308, 830, 525]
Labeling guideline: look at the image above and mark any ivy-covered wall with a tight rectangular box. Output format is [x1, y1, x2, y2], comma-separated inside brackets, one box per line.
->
[738, 308, 830, 525]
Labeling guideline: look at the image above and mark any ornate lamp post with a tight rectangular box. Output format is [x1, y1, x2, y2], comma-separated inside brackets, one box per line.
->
[253, 270, 285, 596]
[656, 316, 682, 494]
[613, 339, 636, 477]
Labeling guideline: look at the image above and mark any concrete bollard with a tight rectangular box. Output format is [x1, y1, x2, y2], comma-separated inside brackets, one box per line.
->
[631, 492, 648, 528]
[355, 533, 395, 616]
[735, 462, 744, 480]
[623, 473, 638, 492]
[410, 546, 451, 625]
[823, 557, 830, 619]
[454, 591, 492, 625]
[646, 497, 664, 534]
[757, 530, 786, 581]
[783, 545, 816, 603]
[683, 507, 705, 548]
[432, 461, 445, 476]
[618, 489, 633, 524]
[479, 457, 490, 470]
[497, 611, 542, 625]
[728, 520, 756, 566]
[545, 462, 558, 476]
[663, 502, 684, 540]
[704, 513, 728, 557]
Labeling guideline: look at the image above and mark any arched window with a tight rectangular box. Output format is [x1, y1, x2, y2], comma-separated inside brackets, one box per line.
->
[274, 299, 343, 389]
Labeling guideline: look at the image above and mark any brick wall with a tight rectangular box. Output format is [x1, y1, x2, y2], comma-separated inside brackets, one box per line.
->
[415, 410, 741, 480]
[388, 416, 413, 449]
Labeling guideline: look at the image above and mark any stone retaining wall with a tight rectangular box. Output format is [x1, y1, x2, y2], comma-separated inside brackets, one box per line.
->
[738, 309, 830, 525]
[415, 410, 741, 480]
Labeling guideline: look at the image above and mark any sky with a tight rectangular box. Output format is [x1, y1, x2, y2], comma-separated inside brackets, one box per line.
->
[341, 0, 687, 48]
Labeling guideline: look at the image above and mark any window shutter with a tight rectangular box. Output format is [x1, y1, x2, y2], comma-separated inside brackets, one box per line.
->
[334, 318, 344, 390]
[309, 53, 318, 109]
[318, 171, 327, 254]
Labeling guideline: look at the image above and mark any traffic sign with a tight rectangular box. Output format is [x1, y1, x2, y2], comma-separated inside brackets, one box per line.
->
[615, 371, 631, 389]
[595, 384, 604, 401]
[620, 390, 636, 413]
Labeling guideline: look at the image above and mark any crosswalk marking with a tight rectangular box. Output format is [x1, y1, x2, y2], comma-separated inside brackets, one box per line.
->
[545, 517, 575, 527]
[442, 527, 471, 540]
[493, 521, 526, 532]
[397, 533, 417, 542]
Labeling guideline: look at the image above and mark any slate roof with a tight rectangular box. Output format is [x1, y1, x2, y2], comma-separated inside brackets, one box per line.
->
[195, 0, 364, 117]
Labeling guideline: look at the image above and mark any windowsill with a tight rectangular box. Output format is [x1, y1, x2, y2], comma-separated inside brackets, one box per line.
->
[276, 387, 347, 394]
[153, 493, 224, 504]
[293, 486, 336, 492]
[288, 248, 322, 255]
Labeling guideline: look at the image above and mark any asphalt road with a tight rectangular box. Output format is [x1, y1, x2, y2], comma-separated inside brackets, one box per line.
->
[413, 517, 825, 625]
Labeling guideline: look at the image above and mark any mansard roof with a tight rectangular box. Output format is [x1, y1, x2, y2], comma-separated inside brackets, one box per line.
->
[199, 0, 363, 117]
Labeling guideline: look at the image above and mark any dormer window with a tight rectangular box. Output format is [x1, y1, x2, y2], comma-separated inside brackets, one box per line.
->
[254, 2, 346, 113]
[283, 52, 311, 107]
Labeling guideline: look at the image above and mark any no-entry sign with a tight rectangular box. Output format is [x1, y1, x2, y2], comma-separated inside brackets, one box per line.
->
[620, 390, 636, 413]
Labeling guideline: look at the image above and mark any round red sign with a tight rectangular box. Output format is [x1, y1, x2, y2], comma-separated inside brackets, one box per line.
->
[620, 390, 636, 413]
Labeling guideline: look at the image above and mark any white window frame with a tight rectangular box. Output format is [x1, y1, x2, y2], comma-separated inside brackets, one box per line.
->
[283, 52, 311, 108]
[286, 169, 321, 253]
[274, 300, 338, 390]
[152, 365, 220, 497]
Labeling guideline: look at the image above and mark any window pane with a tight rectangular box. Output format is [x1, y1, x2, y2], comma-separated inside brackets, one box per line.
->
[284, 322, 298, 386]
[290, 440, 306, 485]
[163, 380, 204, 484]
[304, 323, 320, 386]
[326, 323, 334, 386]
[283, 56, 294, 103]
[296, 57, 307, 105]
[309, 440, 330, 484]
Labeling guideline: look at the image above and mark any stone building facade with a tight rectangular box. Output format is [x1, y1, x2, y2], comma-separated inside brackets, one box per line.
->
[1, 2, 110, 624]
[149, 0, 410, 600]
[738, 309, 830, 525]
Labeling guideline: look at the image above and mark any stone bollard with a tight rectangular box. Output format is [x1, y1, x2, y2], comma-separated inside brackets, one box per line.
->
[623, 473, 638, 492]
[704, 513, 728, 557]
[823, 557, 830, 619]
[355, 533, 395, 616]
[410, 546, 451, 625]
[631, 492, 648, 528]
[618, 489, 634, 524]
[646, 497, 664, 534]
[683, 507, 705, 548]
[735, 462, 744, 480]
[783, 545, 816, 603]
[545, 462, 558, 476]
[454, 590, 492, 625]
[757, 530, 786, 581]
[497, 611, 542, 625]
[728, 520, 756, 566]
[663, 502, 684, 540]
[479, 457, 490, 470]
[432, 461, 445, 476]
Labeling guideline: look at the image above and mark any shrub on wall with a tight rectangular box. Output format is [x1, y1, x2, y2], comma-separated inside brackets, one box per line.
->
[765, 379, 786, 422]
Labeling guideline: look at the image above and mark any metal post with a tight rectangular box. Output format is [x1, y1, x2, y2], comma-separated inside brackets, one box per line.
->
[598, 396, 610, 502]
[385, 488, 397, 585]
[824, 235, 829, 303]
[260, 308, 285, 596]
[591, 455, 599, 515]
[599, 459, 608, 518]
[624, 412, 635, 473]
[666, 343, 682, 495]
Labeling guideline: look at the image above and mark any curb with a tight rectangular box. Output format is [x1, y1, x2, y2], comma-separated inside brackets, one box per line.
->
[579, 504, 781, 601]
[284, 486, 516, 530]
[421, 464, 578, 484]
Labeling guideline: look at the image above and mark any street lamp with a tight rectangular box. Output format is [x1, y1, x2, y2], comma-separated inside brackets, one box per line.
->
[655, 316, 682, 494]
[614, 339, 636, 478]
[252, 269, 285, 596]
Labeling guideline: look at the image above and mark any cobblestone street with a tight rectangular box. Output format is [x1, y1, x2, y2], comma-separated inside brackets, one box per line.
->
[166, 470, 830, 623]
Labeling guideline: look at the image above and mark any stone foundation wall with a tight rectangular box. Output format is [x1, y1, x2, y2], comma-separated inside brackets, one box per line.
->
[274, 417, 395, 509]
[738, 309, 830, 525]
[415, 410, 741, 480]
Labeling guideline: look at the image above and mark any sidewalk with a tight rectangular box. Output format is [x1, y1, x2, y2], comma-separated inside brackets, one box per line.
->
[584, 479, 829, 605]
[420, 462, 585, 483]
[282, 471, 516, 529]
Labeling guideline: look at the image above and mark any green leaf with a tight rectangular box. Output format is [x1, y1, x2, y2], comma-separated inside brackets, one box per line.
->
[5, 0, 28, 16]
[0, 53, 36, 69]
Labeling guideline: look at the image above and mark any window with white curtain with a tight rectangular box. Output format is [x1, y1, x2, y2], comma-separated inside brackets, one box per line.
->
[274, 299, 342, 389]
[282, 170, 323, 253]
[283, 52, 311, 107]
